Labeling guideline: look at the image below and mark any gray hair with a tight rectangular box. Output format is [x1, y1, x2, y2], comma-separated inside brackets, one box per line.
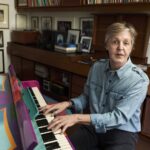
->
[105, 22, 137, 47]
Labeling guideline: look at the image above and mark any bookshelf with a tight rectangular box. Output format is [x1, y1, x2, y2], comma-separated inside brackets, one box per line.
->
[15, 1, 150, 14]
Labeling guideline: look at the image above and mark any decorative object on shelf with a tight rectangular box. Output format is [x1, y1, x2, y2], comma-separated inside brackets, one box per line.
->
[67, 29, 80, 45]
[80, 17, 94, 36]
[0, 31, 3, 47]
[17, 0, 28, 6]
[31, 16, 39, 30]
[0, 49, 4, 73]
[16, 14, 27, 30]
[80, 36, 92, 53]
[41, 16, 52, 30]
[0, 4, 9, 29]
[55, 17, 75, 32]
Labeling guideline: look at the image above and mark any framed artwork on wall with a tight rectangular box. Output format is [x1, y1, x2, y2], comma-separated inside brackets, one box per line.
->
[0, 4, 9, 29]
[80, 36, 92, 53]
[55, 17, 75, 32]
[16, 14, 27, 30]
[80, 17, 93, 36]
[41, 17, 52, 30]
[0, 31, 3, 47]
[67, 29, 80, 45]
[0, 49, 4, 73]
[31, 16, 39, 30]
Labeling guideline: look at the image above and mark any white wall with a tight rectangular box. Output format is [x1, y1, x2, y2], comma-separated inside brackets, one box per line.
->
[1, 0, 150, 73]
[0, 0, 16, 73]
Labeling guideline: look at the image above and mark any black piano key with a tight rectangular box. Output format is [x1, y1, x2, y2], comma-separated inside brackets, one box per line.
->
[45, 141, 60, 150]
[36, 119, 48, 127]
[35, 114, 45, 120]
[39, 126, 52, 133]
[41, 132, 56, 142]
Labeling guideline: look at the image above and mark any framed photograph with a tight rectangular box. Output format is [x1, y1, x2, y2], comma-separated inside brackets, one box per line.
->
[16, 14, 27, 30]
[55, 17, 75, 32]
[31, 16, 39, 30]
[17, 0, 28, 6]
[57, 21, 72, 32]
[0, 4, 9, 29]
[67, 29, 80, 45]
[0, 31, 3, 47]
[0, 49, 4, 73]
[41, 17, 52, 30]
[80, 17, 94, 36]
[80, 36, 92, 53]
[54, 31, 67, 45]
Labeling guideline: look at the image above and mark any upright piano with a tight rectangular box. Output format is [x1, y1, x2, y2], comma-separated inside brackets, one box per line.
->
[0, 65, 73, 150]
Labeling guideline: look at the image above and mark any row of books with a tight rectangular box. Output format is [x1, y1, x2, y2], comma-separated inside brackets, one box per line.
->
[87, 0, 150, 4]
[27, 0, 61, 7]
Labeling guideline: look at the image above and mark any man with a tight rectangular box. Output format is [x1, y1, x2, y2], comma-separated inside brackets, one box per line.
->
[41, 22, 149, 150]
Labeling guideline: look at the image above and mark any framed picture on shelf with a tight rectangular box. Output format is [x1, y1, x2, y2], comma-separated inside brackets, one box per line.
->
[16, 14, 27, 30]
[54, 31, 67, 45]
[0, 4, 9, 29]
[0, 31, 3, 47]
[0, 49, 4, 73]
[55, 17, 75, 32]
[17, 0, 28, 6]
[31, 16, 39, 30]
[80, 17, 94, 36]
[67, 29, 80, 45]
[41, 17, 52, 30]
[80, 36, 92, 53]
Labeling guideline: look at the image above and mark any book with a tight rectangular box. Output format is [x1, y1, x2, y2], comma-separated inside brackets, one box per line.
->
[54, 44, 77, 53]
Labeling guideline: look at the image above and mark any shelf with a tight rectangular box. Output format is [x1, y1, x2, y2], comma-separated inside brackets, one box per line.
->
[16, 3, 150, 14]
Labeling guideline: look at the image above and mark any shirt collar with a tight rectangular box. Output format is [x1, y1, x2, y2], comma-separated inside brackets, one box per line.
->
[105, 58, 133, 79]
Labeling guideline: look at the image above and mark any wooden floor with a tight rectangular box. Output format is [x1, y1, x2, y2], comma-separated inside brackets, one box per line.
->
[136, 134, 150, 150]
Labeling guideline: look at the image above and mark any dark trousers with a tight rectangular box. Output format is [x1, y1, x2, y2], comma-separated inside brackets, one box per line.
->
[68, 125, 138, 150]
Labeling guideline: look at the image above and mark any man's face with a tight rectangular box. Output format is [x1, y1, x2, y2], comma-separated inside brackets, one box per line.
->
[106, 30, 133, 70]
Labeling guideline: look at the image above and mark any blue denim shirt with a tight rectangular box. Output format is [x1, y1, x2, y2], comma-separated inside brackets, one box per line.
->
[71, 58, 149, 133]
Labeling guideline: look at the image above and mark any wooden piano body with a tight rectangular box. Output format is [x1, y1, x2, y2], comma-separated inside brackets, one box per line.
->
[0, 65, 73, 150]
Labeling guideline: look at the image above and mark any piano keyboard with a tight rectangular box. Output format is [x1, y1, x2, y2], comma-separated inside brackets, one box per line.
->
[28, 87, 73, 150]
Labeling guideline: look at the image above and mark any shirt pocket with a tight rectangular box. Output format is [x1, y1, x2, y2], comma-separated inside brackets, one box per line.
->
[108, 91, 124, 110]
[89, 82, 102, 104]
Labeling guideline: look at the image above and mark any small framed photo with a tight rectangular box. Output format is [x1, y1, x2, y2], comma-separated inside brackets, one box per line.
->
[57, 21, 72, 32]
[0, 31, 3, 47]
[67, 29, 80, 45]
[0, 49, 4, 73]
[55, 17, 75, 32]
[16, 14, 27, 30]
[0, 4, 9, 29]
[80, 36, 92, 53]
[55, 31, 67, 45]
[80, 17, 94, 36]
[41, 17, 52, 30]
[31, 16, 39, 30]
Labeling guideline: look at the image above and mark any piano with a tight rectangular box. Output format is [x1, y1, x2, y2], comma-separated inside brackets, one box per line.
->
[0, 64, 73, 150]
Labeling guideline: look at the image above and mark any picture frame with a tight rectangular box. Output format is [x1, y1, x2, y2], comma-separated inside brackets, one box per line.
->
[54, 31, 67, 45]
[0, 31, 3, 47]
[55, 17, 75, 32]
[0, 49, 4, 73]
[80, 17, 94, 36]
[67, 29, 80, 45]
[41, 17, 52, 30]
[16, 14, 27, 30]
[57, 21, 72, 32]
[17, 0, 28, 6]
[0, 4, 9, 29]
[80, 36, 92, 53]
[31, 16, 39, 30]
